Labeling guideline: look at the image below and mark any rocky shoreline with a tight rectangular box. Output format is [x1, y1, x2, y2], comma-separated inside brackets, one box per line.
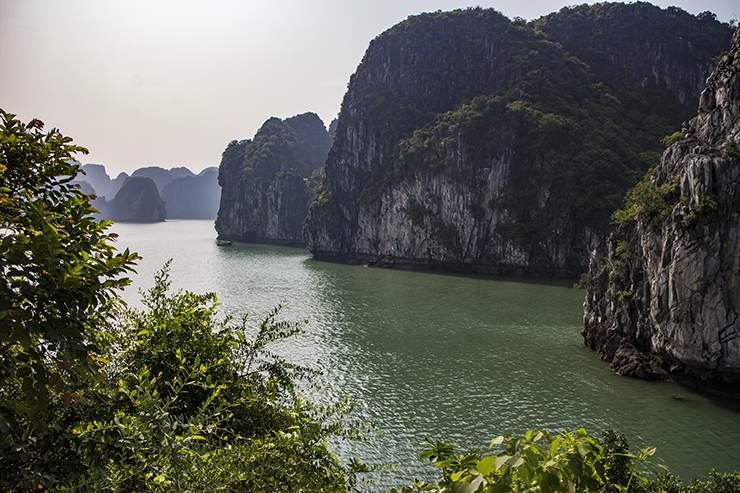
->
[582, 27, 740, 399]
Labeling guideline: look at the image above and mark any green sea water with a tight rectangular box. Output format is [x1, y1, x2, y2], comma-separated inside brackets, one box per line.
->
[112, 220, 740, 489]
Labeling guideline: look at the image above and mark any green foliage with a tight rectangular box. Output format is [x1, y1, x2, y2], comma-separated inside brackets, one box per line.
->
[638, 470, 740, 493]
[608, 240, 636, 302]
[573, 272, 593, 291]
[0, 109, 139, 474]
[311, 167, 334, 210]
[395, 429, 614, 493]
[239, 113, 331, 186]
[3, 264, 372, 492]
[0, 117, 370, 490]
[392, 428, 696, 493]
[598, 427, 630, 491]
[611, 171, 681, 225]
[397, 427, 740, 493]
[722, 137, 740, 159]
[681, 196, 719, 228]
[308, 166, 324, 195]
[662, 131, 684, 147]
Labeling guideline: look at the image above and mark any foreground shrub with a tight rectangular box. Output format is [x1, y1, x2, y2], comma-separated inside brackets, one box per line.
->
[393, 428, 740, 493]
[3, 264, 371, 492]
[0, 109, 138, 488]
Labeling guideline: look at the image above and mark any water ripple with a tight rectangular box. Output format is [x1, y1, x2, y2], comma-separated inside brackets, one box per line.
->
[113, 220, 740, 491]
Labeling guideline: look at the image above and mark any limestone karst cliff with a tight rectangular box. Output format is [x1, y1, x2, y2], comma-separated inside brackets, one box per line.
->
[73, 163, 127, 200]
[215, 113, 331, 246]
[105, 176, 166, 222]
[74, 163, 219, 220]
[534, 3, 728, 121]
[161, 167, 221, 219]
[582, 26, 740, 397]
[132, 166, 195, 194]
[302, 4, 731, 277]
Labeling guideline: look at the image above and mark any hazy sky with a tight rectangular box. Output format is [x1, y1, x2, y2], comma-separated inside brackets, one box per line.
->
[1, 1, 737, 177]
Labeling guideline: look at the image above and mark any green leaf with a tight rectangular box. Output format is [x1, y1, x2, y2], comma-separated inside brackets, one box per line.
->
[576, 440, 592, 457]
[476, 456, 498, 476]
[451, 470, 466, 481]
[510, 457, 525, 468]
[641, 446, 656, 457]
[549, 437, 561, 457]
[469, 473, 485, 492]
[494, 455, 512, 470]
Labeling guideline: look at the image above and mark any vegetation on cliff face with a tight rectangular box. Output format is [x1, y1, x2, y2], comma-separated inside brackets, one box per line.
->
[305, 4, 732, 275]
[582, 25, 740, 397]
[216, 112, 332, 245]
[534, 3, 731, 121]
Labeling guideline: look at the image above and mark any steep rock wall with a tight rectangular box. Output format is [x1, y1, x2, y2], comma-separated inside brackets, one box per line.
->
[583, 27, 740, 397]
[215, 113, 331, 246]
[535, 3, 728, 114]
[105, 176, 166, 222]
[304, 6, 731, 277]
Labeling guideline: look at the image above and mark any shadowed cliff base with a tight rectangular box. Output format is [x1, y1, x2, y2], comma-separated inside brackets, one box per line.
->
[309, 250, 582, 278]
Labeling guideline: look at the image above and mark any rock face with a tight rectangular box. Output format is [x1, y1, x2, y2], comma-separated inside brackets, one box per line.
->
[582, 27, 740, 397]
[106, 176, 166, 222]
[132, 166, 195, 194]
[215, 113, 331, 246]
[161, 167, 221, 219]
[303, 5, 731, 277]
[74, 163, 128, 200]
[535, 4, 727, 117]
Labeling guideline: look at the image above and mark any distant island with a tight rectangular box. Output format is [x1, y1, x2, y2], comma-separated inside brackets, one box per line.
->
[215, 112, 332, 246]
[73, 163, 221, 222]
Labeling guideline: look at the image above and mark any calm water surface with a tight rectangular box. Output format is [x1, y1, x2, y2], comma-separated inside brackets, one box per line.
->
[112, 220, 740, 489]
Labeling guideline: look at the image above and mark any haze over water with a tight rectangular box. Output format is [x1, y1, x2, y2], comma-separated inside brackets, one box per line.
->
[113, 220, 740, 489]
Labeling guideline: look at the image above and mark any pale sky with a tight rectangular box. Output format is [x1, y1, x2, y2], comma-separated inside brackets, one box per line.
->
[1, 1, 737, 177]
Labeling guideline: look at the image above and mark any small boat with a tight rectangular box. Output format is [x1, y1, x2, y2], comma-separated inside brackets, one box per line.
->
[216, 239, 233, 247]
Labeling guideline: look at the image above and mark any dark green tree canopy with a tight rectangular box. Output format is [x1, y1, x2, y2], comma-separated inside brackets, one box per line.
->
[0, 109, 138, 450]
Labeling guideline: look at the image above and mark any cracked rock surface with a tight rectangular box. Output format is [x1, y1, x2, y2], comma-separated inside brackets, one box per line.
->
[583, 28, 740, 398]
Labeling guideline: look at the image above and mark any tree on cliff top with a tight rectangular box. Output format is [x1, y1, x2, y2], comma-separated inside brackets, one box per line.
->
[0, 109, 139, 464]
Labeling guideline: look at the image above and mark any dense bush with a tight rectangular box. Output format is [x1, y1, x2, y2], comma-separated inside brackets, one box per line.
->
[0, 112, 369, 492]
[0, 109, 139, 485]
[2, 263, 371, 492]
[59, 265, 370, 492]
[611, 170, 681, 225]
